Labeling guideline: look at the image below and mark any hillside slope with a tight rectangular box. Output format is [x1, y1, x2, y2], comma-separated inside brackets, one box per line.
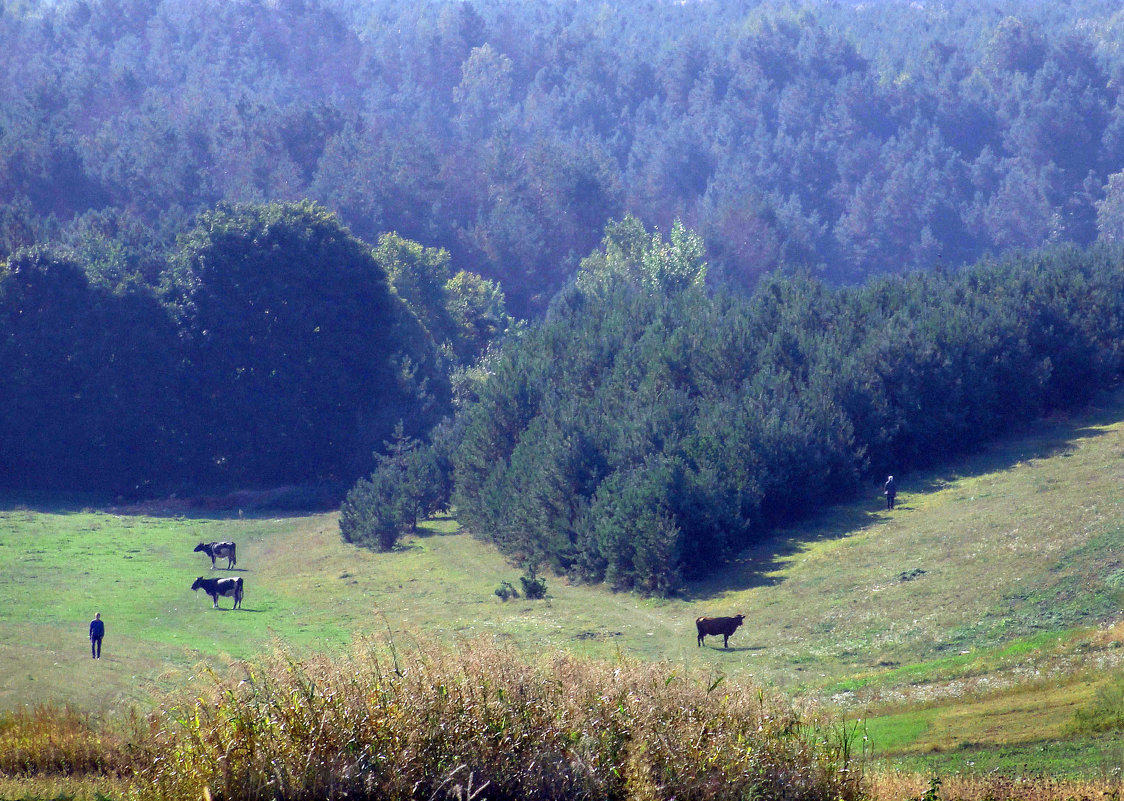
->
[2, 389, 1123, 716]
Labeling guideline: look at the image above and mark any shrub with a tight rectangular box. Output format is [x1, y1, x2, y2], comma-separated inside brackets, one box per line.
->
[494, 580, 519, 601]
[338, 471, 404, 551]
[519, 571, 547, 600]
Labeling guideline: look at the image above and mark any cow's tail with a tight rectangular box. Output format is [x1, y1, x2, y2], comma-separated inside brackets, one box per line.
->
[235, 577, 244, 608]
[231, 543, 237, 567]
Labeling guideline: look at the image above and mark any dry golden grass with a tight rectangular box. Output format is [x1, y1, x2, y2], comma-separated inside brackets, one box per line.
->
[132, 635, 865, 801]
[0, 705, 140, 778]
[869, 770, 1124, 801]
[0, 773, 132, 800]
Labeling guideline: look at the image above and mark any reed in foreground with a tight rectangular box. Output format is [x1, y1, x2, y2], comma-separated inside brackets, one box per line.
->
[135, 636, 866, 801]
[0, 705, 138, 779]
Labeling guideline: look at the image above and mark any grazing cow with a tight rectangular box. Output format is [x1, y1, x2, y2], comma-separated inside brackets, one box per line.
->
[696, 614, 745, 648]
[194, 541, 237, 569]
[192, 576, 244, 609]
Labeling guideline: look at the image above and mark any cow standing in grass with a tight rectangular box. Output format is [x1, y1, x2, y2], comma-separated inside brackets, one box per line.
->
[192, 576, 244, 609]
[696, 614, 745, 648]
[195, 541, 237, 569]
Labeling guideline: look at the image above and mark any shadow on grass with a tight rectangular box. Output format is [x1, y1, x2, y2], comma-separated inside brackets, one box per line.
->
[0, 485, 344, 519]
[681, 503, 886, 602]
[700, 644, 765, 653]
[682, 387, 1124, 603]
[411, 513, 462, 538]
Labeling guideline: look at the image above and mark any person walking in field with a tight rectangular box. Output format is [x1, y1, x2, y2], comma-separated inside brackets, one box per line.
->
[89, 612, 104, 659]
[883, 475, 897, 510]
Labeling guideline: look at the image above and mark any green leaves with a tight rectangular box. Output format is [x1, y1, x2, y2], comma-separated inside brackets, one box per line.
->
[164, 201, 443, 485]
[340, 423, 451, 551]
[576, 215, 707, 298]
[0, 202, 455, 492]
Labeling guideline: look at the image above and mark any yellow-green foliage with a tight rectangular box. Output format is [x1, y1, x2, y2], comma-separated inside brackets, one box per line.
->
[0, 705, 137, 778]
[135, 637, 865, 801]
[1069, 671, 1124, 735]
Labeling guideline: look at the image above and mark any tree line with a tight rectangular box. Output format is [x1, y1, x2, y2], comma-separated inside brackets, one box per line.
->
[343, 219, 1124, 593]
[0, 201, 508, 494]
[3, 0, 1124, 316]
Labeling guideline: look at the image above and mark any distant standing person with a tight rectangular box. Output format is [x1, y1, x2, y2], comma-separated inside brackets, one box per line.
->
[883, 475, 897, 510]
[89, 612, 104, 659]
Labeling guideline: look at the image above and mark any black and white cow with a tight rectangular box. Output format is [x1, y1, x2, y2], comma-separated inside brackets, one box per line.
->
[191, 576, 244, 609]
[194, 541, 237, 569]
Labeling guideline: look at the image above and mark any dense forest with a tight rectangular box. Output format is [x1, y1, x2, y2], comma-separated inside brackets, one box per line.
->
[4, 0, 1124, 316]
[7, 0, 1124, 588]
[438, 230, 1124, 594]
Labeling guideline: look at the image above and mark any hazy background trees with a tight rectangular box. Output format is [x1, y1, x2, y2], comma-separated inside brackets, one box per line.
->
[3, 0, 1124, 317]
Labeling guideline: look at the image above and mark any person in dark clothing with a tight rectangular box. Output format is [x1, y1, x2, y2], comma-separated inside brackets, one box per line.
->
[89, 612, 104, 659]
[883, 475, 897, 510]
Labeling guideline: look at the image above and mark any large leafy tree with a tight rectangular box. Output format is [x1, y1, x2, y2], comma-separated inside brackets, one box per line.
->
[0, 245, 179, 491]
[164, 201, 445, 485]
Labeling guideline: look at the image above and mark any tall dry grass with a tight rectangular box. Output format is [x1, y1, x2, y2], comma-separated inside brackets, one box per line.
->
[870, 771, 1124, 801]
[0, 705, 139, 778]
[133, 635, 865, 801]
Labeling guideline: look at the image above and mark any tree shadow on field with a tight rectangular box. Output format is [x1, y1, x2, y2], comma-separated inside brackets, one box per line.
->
[408, 512, 462, 538]
[681, 504, 884, 602]
[0, 492, 327, 520]
[0, 485, 343, 518]
[681, 386, 1124, 603]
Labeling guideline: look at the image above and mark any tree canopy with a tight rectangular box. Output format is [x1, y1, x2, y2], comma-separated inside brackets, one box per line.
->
[3, 0, 1124, 314]
[447, 220, 1124, 593]
[0, 202, 476, 493]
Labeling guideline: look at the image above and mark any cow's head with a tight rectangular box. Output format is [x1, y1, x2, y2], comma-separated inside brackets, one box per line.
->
[191, 577, 206, 591]
[193, 543, 207, 552]
[734, 614, 745, 625]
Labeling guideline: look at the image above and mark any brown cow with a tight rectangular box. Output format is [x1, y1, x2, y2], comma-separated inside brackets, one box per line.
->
[696, 614, 745, 648]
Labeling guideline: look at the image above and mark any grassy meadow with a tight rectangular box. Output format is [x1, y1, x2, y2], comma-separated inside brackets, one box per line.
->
[4, 389, 1124, 795]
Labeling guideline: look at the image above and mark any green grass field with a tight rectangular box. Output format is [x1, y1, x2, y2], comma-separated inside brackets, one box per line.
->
[4, 389, 1124, 782]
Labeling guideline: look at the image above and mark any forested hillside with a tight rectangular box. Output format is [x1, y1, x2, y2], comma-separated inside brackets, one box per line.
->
[8, 0, 1124, 571]
[3, 0, 1124, 315]
[440, 226, 1124, 594]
